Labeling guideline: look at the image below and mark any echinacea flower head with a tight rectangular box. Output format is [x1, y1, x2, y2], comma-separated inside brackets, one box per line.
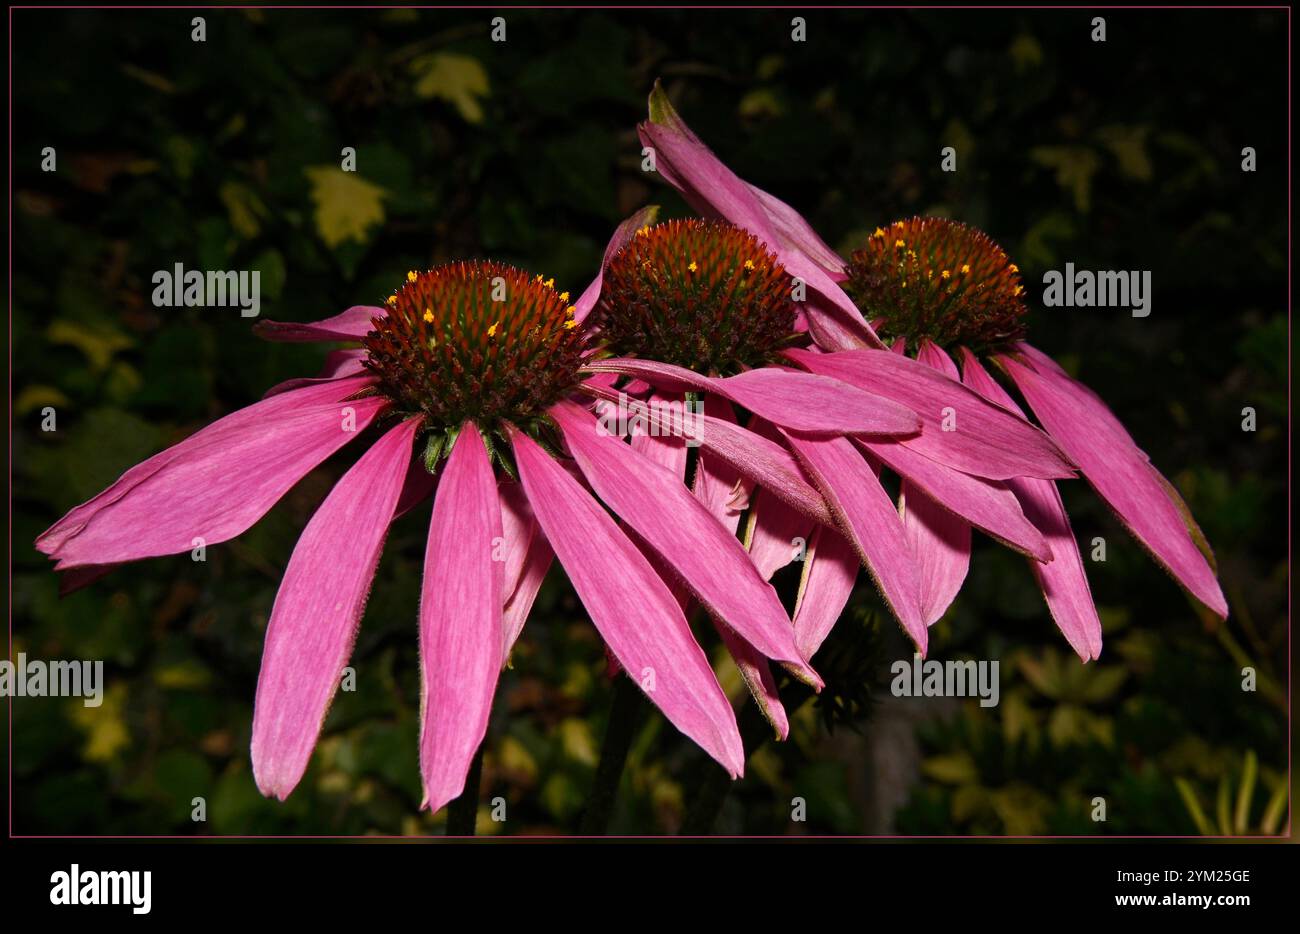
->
[593, 218, 798, 375]
[847, 218, 1028, 355]
[637, 83, 1228, 661]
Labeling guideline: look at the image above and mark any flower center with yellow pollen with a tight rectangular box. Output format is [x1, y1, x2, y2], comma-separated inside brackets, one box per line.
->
[362, 261, 586, 451]
[592, 219, 800, 376]
[844, 217, 1029, 355]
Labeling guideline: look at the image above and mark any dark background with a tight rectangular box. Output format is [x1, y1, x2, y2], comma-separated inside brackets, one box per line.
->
[8, 8, 1289, 835]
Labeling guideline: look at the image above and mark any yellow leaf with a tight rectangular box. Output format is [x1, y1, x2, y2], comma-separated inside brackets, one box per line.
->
[71, 683, 130, 762]
[47, 319, 133, 373]
[303, 166, 388, 249]
[1030, 145, 1100, 213]
[15, 385, 70, 417]
[410, 52, 489, 124]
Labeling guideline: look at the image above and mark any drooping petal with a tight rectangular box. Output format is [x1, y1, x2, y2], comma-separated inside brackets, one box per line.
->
[263, 349, 368, 398]
[899, 480, 971, 627]
[961, 350, 1103, 659]
[999, 343, 1226, 619]
[746, 488, 814, 581]
[691, 397, 749, 534]
[253, 305, 385, 343]
[496, 481, 554, 658]
[580, 381, 833, 526]
[551, 400, 818, 686]
[639, 82, 878, 351]
[251, 417, 419, 800]
[688, 398, 785, 739]
[859, 439, 1051, 561]
[782, 431, 927, 652]
[784, 347, 1074, 480]
[792, 525, 860, 659]
[574, 205, 661, 323]
[585, 357, 919, 435]
[744, 182, 849, 278]
[418, 426, 505, 813]
[38, 375, 385, 568]
[510, 427, 743, 776]
[630, 393, 689, 476]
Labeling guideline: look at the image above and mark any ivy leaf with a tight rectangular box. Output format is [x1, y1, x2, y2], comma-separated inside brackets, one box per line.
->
[411, 52, 489, 124]
[303, 166, 388, 249]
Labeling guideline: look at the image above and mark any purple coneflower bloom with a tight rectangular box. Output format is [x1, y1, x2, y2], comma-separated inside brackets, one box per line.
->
[36, 220, 941, 807]
[637, 84, 1227, 661]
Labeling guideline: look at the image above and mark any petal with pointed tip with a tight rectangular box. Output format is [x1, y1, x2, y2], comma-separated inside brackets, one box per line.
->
[253, 306, 384, 342]
[418, 426, 505, 813]
[251, 417, 419, 800]
[510, 428, 744, 777]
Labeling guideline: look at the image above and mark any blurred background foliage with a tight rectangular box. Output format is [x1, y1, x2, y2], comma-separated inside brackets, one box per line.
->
[9, 8, 1287, 835]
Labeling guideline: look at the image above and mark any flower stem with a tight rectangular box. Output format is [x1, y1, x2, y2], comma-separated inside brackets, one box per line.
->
[446, 745, 484, 836]
[578, 674, 645, 834]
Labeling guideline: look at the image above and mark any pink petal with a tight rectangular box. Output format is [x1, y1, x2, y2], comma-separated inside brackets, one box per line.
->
[580, 382, 833, 525]
[691, 397, 748, 535]
[585, 357, 919, 435]
[251, 416, 419, 800]
[263, 349, 368, 398]
[859, 439, 1051, 561]
[785, 347, 1074, 480]
[782, 431, 927, 652]
[551, 400, 819, 686]
[792, 525, 860, 659]
[510, 426, 744, 777]
[900, 481, 971, 627]
[38, 376, 385, 568]
[746, 488, 814, 581]
[719, 623, 790, 740]
[961, 350, 1104, 659]
[496, 481, 554, 657]
[574, 205, 662, 323]
[419, 426, 505, 813]
[253, 306, 385, 342]
[999, 343, 1226, 619]
[744, 182, 849, 278]
[639, 83, 878, 351]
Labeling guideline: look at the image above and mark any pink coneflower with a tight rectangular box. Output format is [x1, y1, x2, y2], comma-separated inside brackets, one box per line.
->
[576, 212, 1075, 735]
[637, 85, 1227, 660]
[36, 230, 941, 808]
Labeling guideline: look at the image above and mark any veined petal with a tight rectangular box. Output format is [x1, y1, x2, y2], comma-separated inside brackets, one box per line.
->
[498, 481, 556, 658]
[419, 426, 505, 813]
[692, 396, 749, 534]
[574, 205, 661, 323]
[251, 417, 419, 800]
[585, 357, 919, 435]
[551, 400, 818, 685]
[510, 427, 744, 776]
[253, 305, 385, 343]
[782, 431, 927, 652]
[900, 481, 971, 627]
[719, 623, 790, 741]
[745, 182, 849, 278]
[580, 381, 833, 526]
[859, 439, 1051, 561]
[746, 488, 814, 581]
[38, 375, 385, 568]
[639, 82, 878, 351]
[961, 350, 1103, 659]
[999, 343, 1226, 619]
[792, 525, 859, 659]
[785, 347, 1074, 480]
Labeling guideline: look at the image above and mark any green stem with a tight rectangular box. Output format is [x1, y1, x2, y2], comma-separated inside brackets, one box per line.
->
[446, 745, 485, 836]
[578, 674, 645, 834]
